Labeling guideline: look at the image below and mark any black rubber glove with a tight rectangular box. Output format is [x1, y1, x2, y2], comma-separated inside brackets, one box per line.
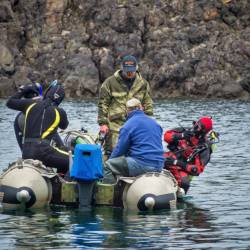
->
[174, 160, 188, 172]
[182, 130, 194, 140]
[164, 157, 176, 167]
[19, 84, 39, 97]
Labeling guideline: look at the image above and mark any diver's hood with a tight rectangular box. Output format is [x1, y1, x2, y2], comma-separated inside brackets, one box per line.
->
[44, 85, 65, 105]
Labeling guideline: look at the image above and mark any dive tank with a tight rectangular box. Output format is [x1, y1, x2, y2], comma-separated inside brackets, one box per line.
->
[122, 170, 178, 211]
[63, 130, 96, 152]
[0, 159, 55, 210]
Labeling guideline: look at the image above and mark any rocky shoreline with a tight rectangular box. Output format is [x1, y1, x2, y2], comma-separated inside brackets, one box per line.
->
[0, 0, 250, 99]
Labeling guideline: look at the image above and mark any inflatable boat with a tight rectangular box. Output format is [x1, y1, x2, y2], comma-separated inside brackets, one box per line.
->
[0, 130, 178, 211]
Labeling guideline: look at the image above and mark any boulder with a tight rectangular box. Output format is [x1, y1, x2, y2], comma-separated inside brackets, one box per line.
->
[0, 44, 14, 74]
[0, 77, 14, 96]
[64, 47, 99, 97]
[0, 1, 14, 23]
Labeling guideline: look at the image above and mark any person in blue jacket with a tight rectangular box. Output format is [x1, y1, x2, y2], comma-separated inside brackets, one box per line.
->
[105, 98, 164, 178]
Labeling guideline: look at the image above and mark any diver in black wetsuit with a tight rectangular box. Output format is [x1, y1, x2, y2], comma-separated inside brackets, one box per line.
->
[7, 82, 69, 174]
[14, 83, 42, 150]
[14, 83, 64, 151]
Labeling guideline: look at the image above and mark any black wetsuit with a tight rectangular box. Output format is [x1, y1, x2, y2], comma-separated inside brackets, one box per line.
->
[14, 112, 24, 150]
[14, 112, 65, 151]
[7, 91, 69, 174]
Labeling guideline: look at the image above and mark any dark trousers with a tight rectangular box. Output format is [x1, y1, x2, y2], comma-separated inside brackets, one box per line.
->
[22, 142, 69, 174]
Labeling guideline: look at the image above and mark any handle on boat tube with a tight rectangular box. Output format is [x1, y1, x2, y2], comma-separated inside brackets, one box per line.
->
[137, 193, 176, 211]
[0, 185, 36, 208]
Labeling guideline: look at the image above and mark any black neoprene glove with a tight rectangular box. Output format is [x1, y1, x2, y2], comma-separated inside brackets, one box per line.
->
[164, 157, 176, 167]
[176, 160, 187, 169]
[182, 130, 194, 140]
[19, 84, 39, 97]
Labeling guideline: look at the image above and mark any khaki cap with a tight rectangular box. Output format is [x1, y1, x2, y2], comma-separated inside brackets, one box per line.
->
[126, 98, 141, 108]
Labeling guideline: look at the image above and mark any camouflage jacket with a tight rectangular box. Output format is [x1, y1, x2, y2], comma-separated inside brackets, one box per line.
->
[98, 70, 153, 132]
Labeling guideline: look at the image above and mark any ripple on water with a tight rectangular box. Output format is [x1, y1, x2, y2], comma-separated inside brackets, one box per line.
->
[1, 99, 250, 249]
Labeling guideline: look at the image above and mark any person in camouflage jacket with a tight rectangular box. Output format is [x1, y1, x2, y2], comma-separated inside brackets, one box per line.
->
[98, 55, 153, 157]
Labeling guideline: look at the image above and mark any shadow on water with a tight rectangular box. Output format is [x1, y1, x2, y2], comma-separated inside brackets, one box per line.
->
[0, 201, 222, 249]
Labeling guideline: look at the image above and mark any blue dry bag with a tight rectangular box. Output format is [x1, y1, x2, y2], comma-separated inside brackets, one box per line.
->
[70, 144, 103, 181]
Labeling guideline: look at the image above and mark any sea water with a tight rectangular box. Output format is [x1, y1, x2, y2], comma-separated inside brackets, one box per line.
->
[0, 98, 250, 249]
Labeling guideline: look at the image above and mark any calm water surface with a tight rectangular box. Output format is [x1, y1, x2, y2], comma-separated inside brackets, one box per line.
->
[0, 98, 250, 249]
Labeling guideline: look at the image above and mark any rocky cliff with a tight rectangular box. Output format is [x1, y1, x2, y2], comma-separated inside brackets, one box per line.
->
[0, 0, 250, 99]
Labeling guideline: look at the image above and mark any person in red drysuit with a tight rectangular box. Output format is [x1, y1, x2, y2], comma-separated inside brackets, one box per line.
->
[164, 116, 218, 197]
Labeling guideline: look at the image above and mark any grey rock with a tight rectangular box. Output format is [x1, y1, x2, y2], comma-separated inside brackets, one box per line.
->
[64, 47, 99, 97]
[240, 75, 250, 93]
[0, 77, 14, 96]
[0, 44, 14, 74]
[0, 1, 14, 22]
[0, 0, 250, 99]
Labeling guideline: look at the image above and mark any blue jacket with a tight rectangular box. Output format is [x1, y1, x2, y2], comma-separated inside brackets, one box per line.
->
[110, 110, 164, 170]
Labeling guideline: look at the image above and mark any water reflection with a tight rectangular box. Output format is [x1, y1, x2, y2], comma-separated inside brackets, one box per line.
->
[175, 201, 222, 246]
[69, 207, 137, 249]
[0, 209, 68, 249]
[69, 208, 114, 248]
[0, 202, 221, 249]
